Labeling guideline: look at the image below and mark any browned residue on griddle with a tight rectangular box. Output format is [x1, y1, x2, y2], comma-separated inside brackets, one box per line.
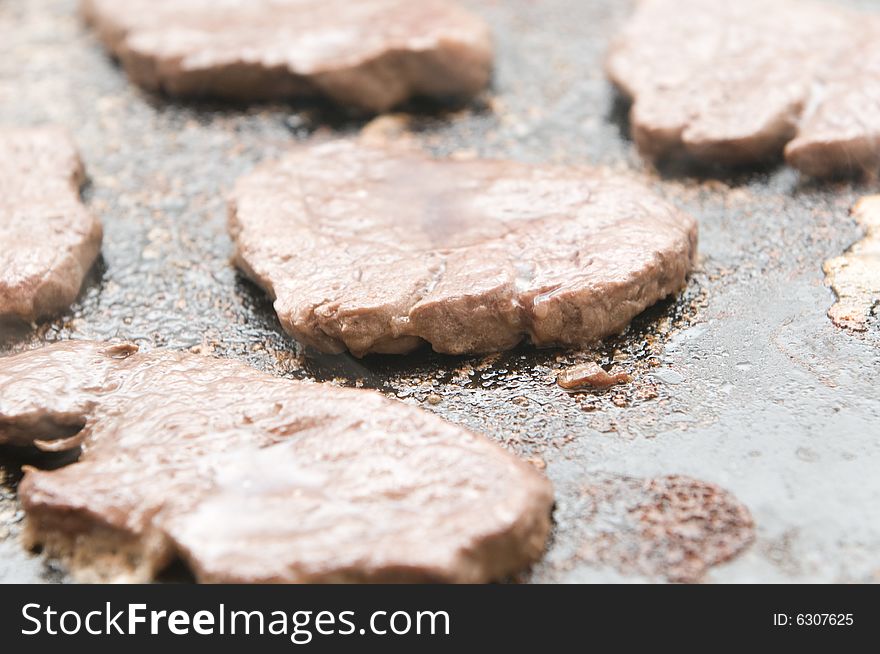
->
[557, 362, 631, 390]
[579, 475, 755, 583]
[1, 341, 554, 584]
[825, 195, 880, 331]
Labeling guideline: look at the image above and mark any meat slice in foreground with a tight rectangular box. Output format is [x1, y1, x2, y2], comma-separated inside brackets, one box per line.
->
[556, 362, 631, 391]
[229, 141, 698, 357]
[0, 128, 102, 322]
[606, 0, 880, 177]
[80, 0, 493, 112]
[0, 341, 554, 583]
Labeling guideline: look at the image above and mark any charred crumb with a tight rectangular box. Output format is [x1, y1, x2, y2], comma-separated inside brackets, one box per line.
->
[556, 362, 632, 391]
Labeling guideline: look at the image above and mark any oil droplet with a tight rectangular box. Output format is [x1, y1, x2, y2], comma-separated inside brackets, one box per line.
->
[651, 368, 684, 385]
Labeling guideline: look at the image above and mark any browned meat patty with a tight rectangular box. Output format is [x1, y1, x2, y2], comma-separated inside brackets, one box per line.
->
[607, 0, 880, 177]
[787, 32, 880, 178]
[0, 341, 553, 583]
[229, 140, 698, 357]
[80, 0, 493, 112]
[0, 128, 102, 322]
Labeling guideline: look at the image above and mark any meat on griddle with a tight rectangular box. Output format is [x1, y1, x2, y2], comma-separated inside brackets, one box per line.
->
[229, 140, 698, 357]
[0, 341, 554, 583]
[606, 0, 880, 176]
[80, 0, 493, 112]
[0, 128, 102, 322]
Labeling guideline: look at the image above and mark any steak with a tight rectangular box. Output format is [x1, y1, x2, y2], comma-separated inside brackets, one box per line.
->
[0, 128, 102, 322]
[573, 475, 754, 583]
[229, 140, 698, 357]
[0, 341, 554, 583]
[80, 0, 493, 112]
[556, 362, 631, 391]
[786, 32, 880, 178]
[606, 0, 880, 177]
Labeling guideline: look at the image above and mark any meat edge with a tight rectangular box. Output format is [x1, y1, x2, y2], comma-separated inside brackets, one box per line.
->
[0, 135, 103, 323]
[80, 0, 494, 113]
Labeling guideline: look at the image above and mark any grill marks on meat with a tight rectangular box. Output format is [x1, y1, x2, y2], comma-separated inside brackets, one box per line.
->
[607, 0, 880, 177]
[0, 341, 554, 583]
[0, 128, 102, 322]
[229, 140, 698, 357]
[80, 0, 493, 112]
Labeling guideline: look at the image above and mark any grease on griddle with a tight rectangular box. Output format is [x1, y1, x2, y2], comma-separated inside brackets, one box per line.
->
[824, 195, 880, 332]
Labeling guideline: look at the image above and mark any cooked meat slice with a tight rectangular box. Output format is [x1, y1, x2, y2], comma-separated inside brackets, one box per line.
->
[606, 0, 880, 176]
[785, 33, 880, 178]
[824, 196, 880, 331]
[80, 0, 493, 112]
[1, 341, 553, 583]
[229, 140, 698, 357]
[0, 128, 102, 322]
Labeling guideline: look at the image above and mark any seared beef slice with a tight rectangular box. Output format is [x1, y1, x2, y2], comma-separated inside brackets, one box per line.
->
[0, 128, 102, 322]
[607, 0, 880, 176]
[81, 0, 493, 112]
[0, 341, 554, 583]
[229, 141, 698, 356]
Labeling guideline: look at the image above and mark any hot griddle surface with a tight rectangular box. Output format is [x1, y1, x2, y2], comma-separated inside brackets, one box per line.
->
[1, 0, 878, 583]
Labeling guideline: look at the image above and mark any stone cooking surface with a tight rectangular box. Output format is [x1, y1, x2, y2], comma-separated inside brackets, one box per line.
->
[0, 0, 878, 583]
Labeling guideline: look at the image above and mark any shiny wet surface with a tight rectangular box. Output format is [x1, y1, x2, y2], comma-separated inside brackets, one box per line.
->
[0, 0, 878, 583]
